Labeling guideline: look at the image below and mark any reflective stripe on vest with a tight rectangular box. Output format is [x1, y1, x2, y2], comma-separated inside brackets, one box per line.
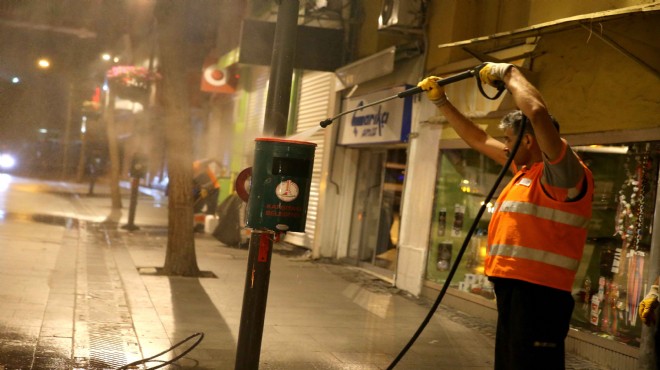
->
[496, 200, 590, 228]
[489, 244, 580, 271]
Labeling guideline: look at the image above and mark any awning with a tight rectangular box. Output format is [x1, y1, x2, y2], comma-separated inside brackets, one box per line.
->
[425, 3, 660, 142]
[435, 3, 660, 78]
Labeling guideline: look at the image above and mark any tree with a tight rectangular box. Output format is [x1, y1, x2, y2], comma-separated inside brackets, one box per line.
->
[154, 1, 200, 276]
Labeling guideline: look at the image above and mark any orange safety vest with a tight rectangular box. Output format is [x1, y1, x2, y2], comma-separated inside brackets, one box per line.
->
[486, 162, 593, 292]
[193, 160, 220, 190]
[205, 167, 220, 189]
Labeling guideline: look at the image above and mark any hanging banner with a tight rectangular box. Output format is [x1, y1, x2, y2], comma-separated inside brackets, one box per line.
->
[338, 86, 412, 145]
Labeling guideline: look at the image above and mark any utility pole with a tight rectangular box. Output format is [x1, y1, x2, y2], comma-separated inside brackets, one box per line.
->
[234, 1, 300, 369]
[262, 0, 299, 138]
[61, 81, 73, 179]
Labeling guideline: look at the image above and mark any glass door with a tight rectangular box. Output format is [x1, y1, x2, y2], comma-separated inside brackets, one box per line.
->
[347, 149, 386, 264]
[347, 148, 406, 275]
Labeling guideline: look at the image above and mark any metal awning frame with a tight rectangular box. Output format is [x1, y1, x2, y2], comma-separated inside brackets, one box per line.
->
[436, 3, 660, 78]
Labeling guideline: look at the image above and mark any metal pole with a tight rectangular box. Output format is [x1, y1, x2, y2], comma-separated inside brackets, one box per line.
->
[235, 2, 299, 366]
[235, 229, 276, 370]
[61, 81, 73, 179]
[263, 0, 299, 137]
[121, 177, 140, 231]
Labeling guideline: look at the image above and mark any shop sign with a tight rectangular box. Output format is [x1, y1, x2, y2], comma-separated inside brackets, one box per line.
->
[338, 86, 412, 145]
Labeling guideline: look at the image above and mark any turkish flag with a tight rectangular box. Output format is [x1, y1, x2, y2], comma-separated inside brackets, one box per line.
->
[200, 58, 238, 93]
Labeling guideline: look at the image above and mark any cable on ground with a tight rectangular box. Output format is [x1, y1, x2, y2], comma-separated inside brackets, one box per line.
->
[116, 332, 205, 370]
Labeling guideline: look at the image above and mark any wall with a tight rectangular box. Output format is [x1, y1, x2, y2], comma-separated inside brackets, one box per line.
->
[422, 0, 659, 136]
[424, 0, 654, 70]
[425, 0, 531, 71]
[534, 14, 660, 134]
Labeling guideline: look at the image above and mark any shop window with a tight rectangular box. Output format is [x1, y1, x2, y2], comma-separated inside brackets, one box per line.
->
[426, 141, 659, 347]
[571, 142, 658, 346]
[426, 149, 509, 300]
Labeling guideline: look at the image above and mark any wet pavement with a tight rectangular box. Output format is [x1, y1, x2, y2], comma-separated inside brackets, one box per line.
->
[0, 175, 611, 369]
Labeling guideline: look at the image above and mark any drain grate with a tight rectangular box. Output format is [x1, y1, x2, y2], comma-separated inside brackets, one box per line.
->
[73, 228, 142, 370]
[88, 325, 130, 368]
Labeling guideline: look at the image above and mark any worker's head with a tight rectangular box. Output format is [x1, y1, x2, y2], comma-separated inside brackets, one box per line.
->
[499, 110, 559, 136]
[498, 110, 559, 166]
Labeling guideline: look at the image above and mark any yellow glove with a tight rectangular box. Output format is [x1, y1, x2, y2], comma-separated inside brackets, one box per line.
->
[417, 76, 448, 106]
[200, 188, 209, 198]
[639, 285, 659, 326]
[479, 62, 513, 88]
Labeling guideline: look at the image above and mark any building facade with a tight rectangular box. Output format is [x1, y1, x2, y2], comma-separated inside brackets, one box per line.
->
[197, 1, 659, 368]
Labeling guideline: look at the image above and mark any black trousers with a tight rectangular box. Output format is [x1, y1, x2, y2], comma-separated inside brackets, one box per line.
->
[492, 278, 575, 370]
[193, 187, 219, 215]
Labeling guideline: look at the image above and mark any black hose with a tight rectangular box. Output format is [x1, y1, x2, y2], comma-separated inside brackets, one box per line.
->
[387, 116, 527, 369]
[116, 332, 205, 370]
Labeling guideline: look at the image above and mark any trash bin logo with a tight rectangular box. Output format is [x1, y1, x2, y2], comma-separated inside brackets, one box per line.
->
[275, 180, 299, 202]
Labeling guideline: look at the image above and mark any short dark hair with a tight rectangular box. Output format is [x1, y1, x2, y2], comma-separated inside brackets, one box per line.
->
[498, 110, 560, 135]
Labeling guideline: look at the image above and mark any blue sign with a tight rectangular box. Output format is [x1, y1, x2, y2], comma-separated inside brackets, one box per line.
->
[338, 86, 412, 145]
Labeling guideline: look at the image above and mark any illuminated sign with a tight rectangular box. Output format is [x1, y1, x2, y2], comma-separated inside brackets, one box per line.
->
[338, 86, 412, 145]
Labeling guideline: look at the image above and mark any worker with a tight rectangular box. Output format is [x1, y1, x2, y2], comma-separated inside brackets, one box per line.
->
[418, 62, 594, 370]
[192, 158, 221, 232]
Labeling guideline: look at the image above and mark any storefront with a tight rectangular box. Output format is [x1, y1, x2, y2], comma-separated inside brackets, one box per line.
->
[334, 84, 413, 278]
[412, 7, 660, 367]
[426, 138, 659, 347]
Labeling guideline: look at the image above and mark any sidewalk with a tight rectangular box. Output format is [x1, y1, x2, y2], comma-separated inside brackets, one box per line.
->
[0, 178, 610, 369]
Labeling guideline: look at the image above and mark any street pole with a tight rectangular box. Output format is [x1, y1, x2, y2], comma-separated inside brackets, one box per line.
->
[262, 0, 299, 138]
[234, 1, 299, 369]
[234, 230, 275, 370]
[121, 177, 140, 231]
[61, 81, 73, 179]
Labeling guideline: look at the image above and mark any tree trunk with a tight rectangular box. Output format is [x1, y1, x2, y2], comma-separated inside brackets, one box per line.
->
[105, 90, 123, 210]
[155, 0, 200, 276]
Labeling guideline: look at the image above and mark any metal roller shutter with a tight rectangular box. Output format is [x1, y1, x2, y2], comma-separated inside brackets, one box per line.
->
[293, 71, 333, 247]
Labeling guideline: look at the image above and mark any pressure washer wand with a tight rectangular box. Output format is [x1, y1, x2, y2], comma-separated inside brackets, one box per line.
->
[319, 68, 479, 128]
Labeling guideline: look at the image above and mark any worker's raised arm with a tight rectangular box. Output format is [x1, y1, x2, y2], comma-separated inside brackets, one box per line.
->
[481, 64, 564, 162]
[417, 77, 508, 166]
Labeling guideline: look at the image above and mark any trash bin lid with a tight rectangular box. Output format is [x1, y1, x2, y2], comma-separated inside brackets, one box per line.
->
[255, 137, 317, 147]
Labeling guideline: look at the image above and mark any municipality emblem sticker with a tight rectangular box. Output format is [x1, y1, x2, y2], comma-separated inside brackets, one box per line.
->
[275, 180, 299, 202]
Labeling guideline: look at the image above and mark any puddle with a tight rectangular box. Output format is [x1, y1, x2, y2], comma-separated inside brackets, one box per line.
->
[0, 211, 168, 235]
[137, 267, 218, 279]
[31, 213, 80, 228]
[0, 331, 72, 369]
[0, 211, 80, 229]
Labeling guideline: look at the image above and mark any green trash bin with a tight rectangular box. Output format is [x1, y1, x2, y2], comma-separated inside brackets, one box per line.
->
[245, 138, 316, 232]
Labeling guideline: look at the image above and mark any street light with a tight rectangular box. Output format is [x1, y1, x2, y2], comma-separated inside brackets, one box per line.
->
[37, 58, 50, 69]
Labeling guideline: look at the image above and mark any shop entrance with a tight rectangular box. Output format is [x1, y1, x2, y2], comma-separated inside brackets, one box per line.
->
[346, 148, 406, 278]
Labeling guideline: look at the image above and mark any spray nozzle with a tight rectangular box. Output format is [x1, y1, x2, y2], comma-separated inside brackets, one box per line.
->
[319, 63, 505, 128]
